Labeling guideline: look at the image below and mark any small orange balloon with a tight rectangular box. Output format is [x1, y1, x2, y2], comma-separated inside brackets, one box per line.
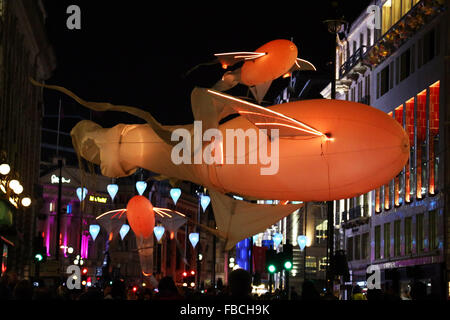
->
[241, 39, 298, 86]
[126, 195, 155, 238]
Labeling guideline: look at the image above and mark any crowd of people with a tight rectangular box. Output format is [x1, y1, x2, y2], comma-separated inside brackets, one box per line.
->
[0, 269, 434, 301]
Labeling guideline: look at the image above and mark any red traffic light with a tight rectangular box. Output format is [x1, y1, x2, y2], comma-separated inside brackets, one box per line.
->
[81, 268, 88, 275]
[132, 286, 138, 292]
[182, 271, 188, 277]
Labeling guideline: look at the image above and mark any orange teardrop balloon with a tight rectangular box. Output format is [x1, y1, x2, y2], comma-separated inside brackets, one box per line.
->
[126, 195, 155, 238]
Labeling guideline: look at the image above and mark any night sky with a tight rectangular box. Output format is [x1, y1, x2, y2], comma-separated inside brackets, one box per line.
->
[42, 0, 372, 129]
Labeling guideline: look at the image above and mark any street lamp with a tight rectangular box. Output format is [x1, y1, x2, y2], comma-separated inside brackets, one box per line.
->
[21, 197, 31, 207]
[323, 16, 347, 294]
[8, 179, 20, 191]
[0, 163, 10, 175]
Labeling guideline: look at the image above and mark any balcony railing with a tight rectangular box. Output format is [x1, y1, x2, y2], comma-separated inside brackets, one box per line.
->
[362, 0, 445, 68]
[338, 0, 444, 79]
[339, 46, 366, 79]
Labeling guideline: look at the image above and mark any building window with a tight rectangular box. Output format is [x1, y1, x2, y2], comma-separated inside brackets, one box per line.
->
[315, 220, 327, 244]
[389, 62, 395, 90]
[319, 257, 328, 271]
[416, 89, 427, 199]
[375, 226, 381, 259]
[402, 0, 413, 16]
[405, 217, 412, 254]
[394, 220, 401, 256]
[354, 235, 361, 260]
[384, 223, 391, 258]
[400, 48, 411, 82]
[429, 81, 440, 195]
[360, 32, 365, 52]
[416, 213, 424, 253]
[380, 65, 390, 96]
[347, 237, 353, 261]
[358, 81, 363, 102]
[367, 28, 372, 47]
[429, 210, 438, 250]
[362, 233, 369, 259]
[423, 29, 436, 65]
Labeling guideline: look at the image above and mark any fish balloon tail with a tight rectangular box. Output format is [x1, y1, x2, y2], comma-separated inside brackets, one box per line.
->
[29, 78, 176, 145]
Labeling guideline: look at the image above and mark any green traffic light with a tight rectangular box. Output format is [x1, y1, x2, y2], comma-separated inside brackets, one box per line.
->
[268, 264, 276, 273]
[35, 253, 43, 262]
[284, 261, 293, 270]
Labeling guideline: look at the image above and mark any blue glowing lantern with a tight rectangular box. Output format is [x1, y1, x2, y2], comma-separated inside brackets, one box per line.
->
[170, 188, 181, 205]
[189, 232, 199, 249]
[297, 235, 308, 251]
[89, 224, 100, 241]
[76, 187, 88, 202]
[107, 184, 119, 201]
[119, 224, 130, 240]
[273, 233, 283, 248]
[154, 226, 165, 242]
[135, 181, 147, 196]
[200, 195, 210, 212]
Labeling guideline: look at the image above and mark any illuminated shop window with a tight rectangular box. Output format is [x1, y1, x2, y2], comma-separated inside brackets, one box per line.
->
[305, 256, 317, 273]
[405, 97, 415, 203]
[429, 81, 440, 195]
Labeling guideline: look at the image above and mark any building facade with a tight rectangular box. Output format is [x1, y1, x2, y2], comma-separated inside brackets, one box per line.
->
[0, 0, 56, 278]
[321, 0, 448, 299]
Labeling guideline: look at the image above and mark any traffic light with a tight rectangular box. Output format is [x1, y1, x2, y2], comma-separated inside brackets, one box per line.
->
[282, 243, 293, 270]
[33, 236, 46, 263]
[81, 267, 88, 286]
[265, 249, 277, 274]
[182, 270, 196, 288]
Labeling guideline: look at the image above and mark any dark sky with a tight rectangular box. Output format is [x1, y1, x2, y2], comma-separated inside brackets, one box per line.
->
[42, 0, 372, 128]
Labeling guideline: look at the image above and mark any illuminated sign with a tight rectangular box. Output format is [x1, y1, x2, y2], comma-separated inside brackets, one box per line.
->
[51, 175, 71, 184]
[89, 195, 107, 203]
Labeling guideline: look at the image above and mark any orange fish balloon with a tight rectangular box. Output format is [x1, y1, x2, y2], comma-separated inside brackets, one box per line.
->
[30, 39, 409, 249]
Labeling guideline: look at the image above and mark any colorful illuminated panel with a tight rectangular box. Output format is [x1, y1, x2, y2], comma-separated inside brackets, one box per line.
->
[429, 81, 440, 195]
[405, 97, 415, 203]
[394, 105, 404, 206]
[416, 89, 427, 199]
